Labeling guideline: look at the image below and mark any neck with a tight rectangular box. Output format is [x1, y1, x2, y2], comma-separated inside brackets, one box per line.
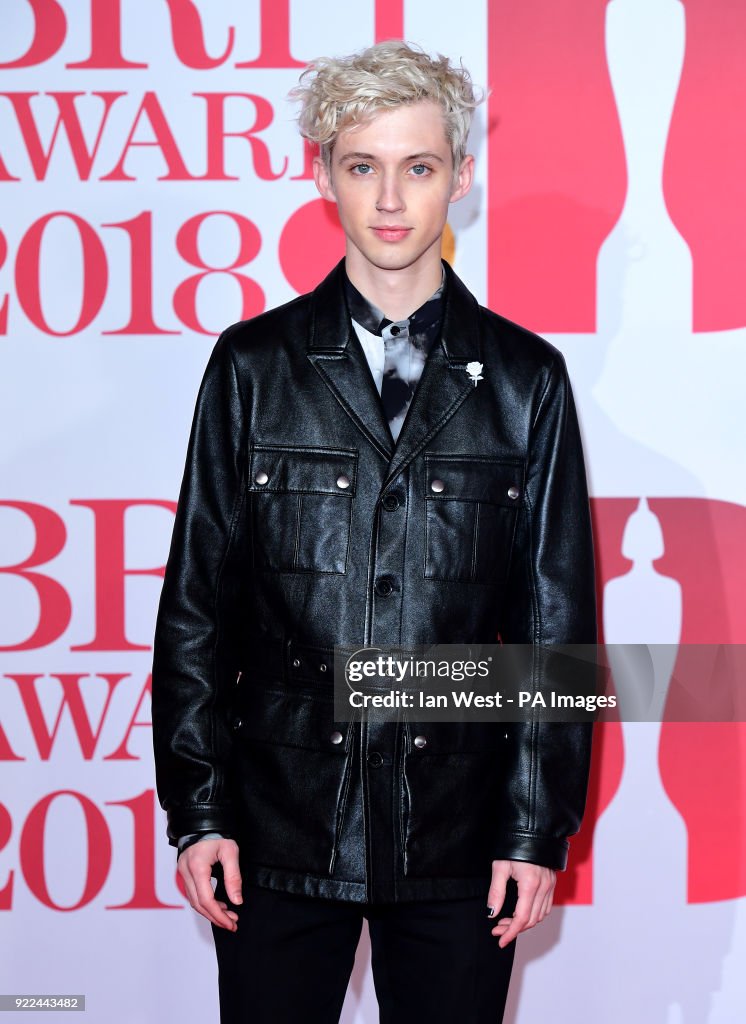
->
[344, 245, 444, 321]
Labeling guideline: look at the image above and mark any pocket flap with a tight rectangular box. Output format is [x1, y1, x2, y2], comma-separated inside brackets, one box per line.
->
[249, 445, 358, 495]
[424, 454, 525, 507]
[233, 684, 351, 753]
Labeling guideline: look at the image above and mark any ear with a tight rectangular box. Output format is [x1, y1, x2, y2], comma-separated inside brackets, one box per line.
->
[313, 154, 336, 202]
[449, 154, 475, 204]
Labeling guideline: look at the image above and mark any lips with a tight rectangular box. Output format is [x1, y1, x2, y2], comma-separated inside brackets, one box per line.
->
[371, 227, 412, 242]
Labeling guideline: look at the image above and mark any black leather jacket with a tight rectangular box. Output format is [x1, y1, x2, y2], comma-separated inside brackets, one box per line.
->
[151, 258, 597, 903]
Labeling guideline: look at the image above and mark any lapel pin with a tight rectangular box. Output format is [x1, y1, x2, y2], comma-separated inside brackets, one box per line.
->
[465, 361, 483, 387]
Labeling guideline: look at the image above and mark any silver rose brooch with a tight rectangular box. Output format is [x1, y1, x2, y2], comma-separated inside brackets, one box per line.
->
[465, 361, 483, 387]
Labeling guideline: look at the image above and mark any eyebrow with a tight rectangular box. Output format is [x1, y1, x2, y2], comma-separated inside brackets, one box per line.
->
[338, 151, 446, 164]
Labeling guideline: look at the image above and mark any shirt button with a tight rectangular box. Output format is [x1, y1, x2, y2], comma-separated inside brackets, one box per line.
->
[375, 575, 395, 597]
[389, 325, 401, 336]
[367, 751, 384, 768]
[382, 493, 400, 511]
[430, 478, 445, 493]
[255, 470, 269, 485]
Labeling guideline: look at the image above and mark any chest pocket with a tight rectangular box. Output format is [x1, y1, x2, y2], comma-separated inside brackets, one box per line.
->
[249, 445, 358, 574]
[424, 454, 525, 585]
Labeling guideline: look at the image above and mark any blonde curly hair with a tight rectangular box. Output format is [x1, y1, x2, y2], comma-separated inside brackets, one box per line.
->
[289, 40, 484, 175]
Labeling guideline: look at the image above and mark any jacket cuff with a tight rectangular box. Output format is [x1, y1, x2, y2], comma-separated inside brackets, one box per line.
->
[165, 803, 237, 847]
[491, 833, 570, 870]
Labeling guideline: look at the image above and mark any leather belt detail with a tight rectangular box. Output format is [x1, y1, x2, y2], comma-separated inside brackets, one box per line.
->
[243, 637, 337, 686]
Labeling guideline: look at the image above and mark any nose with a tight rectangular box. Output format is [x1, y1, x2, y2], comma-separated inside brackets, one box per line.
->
[375, 173, 405, 214]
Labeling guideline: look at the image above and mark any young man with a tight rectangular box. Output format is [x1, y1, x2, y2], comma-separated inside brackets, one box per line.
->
[152, 40, 596, 1024]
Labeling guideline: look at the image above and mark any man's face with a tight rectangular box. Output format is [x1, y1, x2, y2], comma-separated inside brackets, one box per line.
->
[313, 100, 473, 274]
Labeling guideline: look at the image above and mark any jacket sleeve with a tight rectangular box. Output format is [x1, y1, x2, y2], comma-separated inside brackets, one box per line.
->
[151, 325, 249, 847]
[494, 349, 597, 870]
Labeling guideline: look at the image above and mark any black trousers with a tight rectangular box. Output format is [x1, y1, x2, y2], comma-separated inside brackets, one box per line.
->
[211, 871, 518, 1024]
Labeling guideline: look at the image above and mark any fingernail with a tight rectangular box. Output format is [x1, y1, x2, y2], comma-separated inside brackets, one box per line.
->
[487, 906, 496, 918]
[232, 893, 243, 904]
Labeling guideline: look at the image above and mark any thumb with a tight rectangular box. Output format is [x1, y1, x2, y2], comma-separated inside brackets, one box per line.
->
[220, 845, 243, 905]
[487, 860, 511, 919]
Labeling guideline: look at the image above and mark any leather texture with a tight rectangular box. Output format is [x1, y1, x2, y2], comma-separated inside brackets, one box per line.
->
[151, 258, 597, 903]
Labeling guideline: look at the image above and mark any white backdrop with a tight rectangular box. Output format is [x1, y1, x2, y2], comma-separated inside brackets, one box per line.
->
[1, 1, 745, 1021]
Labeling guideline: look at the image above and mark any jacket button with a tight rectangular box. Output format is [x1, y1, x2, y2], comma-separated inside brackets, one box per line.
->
[232, 717, 242, 731]
[430, 478, 445, 493]
[413, 734, 427, 749]
[367, 751, 384, 767]
[336, 474, 351, 489]
[382, 493, 400, 511]
[507, 486, 520, 500]
[375, 575, 395, 597]
[330, 730, 344, 744]
[319, 662, 328, 672]
[292, 657, 301, 668]
[254, 470, 269, 485]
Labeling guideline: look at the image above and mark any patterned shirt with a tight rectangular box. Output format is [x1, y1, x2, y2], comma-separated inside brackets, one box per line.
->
[344, 265, 446, 442]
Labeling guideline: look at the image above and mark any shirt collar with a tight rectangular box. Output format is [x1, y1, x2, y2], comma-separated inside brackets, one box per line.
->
[343, 264, 446, 343]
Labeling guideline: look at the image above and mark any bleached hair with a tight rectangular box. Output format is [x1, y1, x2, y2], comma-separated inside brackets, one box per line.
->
[289, 40, 484, 175]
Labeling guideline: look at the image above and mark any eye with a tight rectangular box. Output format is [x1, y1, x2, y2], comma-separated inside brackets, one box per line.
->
[351, 163, 373, 175]
[410, 164, 432, 176]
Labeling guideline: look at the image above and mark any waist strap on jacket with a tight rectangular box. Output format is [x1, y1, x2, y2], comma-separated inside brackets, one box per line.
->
[242, 636, 338, 687]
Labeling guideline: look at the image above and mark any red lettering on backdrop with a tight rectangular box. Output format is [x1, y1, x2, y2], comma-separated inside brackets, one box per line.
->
[195, 93, 288, 181]
[20, 791, 112, 911]
[7, 673, 127, 760]
[15, 212, 107, 335]
[0, 802, 12, 908]
[235, 0, 304, 69]
[159, 0, 234, 71]
[0, 92, 124, 183]
[652, 499, 746, 903]
[663, 1, 746, 332]
[0, 229, 8, 333]
[70, 500, 174, 653]
[105, 790, 180, 909]
[102, 92, 192, 182]
[105, 676, 152, 762]
[0, 502, 71, 652]
[67, 0, 147, 69]
[554, 498, 635, 905]
[279, 200, 345, 295]
[375, 0, 404, 41]
[101, 213, 180, 335]
[173, 213, 265, 330]
[0, 0, 68, 69]
[486, 0, 626, 333]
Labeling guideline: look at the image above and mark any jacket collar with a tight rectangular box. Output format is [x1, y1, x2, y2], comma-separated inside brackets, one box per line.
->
[307, 258, 483, 490]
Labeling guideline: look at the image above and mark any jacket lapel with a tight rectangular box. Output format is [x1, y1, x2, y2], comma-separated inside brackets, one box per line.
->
[306, 259, 483, 487]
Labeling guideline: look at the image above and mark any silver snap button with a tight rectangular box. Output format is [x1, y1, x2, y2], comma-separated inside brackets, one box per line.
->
[507, 486, 520, 500]
[336, 474, 350, 489]
[430, 478, 445, 493]
[292, 657, 300, 668]
[255, 470, 269, 485]
[413, 735, 427, 749]
[319, 662, 327, 672]
[330, 730, 344, 745]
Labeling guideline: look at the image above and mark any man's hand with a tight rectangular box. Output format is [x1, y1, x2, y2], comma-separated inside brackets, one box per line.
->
[178, 837, 243, 932]
[487, 859, 556, 948]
